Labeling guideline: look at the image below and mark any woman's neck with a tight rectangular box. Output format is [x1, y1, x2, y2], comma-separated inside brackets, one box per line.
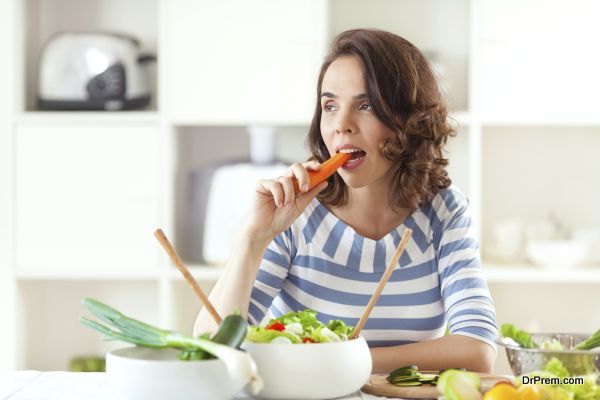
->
[332, 177, 414, 241]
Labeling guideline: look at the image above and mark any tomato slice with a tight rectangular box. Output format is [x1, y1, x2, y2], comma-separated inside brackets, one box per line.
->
[266, 322, 286, 331]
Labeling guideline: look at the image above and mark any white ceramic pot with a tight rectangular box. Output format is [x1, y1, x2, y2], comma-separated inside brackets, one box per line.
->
[243, 336, 372, 399]
[106, 347, 247, 400]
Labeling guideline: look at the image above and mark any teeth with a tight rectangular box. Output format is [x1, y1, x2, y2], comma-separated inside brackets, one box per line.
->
[338, 148, 363, 153]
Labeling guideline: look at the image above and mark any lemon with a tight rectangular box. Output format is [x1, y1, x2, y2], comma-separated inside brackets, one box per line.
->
[483, 382, 519, 400]
[516, 385, 541, 400]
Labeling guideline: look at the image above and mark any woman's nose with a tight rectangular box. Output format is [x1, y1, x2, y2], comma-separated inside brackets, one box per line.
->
[335, 110, 356, 134]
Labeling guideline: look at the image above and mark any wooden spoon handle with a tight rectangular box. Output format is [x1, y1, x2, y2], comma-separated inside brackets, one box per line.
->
[154, 229, 222, 325]
[350, 228, 413, 340]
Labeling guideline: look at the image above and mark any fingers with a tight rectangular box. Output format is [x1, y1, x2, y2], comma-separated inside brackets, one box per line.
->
[257, 160, 325, 209]
[303, 160, 323, 172]
[277, 175, 295, 206]
[289, 161, 322, 193]
[256, 175, 297, 207]
[256, 178, 285, 207]
[289, 162, 310, 193]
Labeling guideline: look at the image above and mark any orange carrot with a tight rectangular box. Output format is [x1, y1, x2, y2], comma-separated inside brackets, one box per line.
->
[292, 152, 351, 193]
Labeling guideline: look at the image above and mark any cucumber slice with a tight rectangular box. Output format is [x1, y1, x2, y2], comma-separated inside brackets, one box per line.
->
[388, 375, 423, 386]
[388, 369, 420, 380]
[388, 375, 421, 382]
[389, 365, 418, 375]
[394, 381, 423, 387]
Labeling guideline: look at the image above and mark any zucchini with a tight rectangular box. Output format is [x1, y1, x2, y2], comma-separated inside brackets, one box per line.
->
[389, 365, 418, 375]
[180, 314, 248, 360]
[211, 314, 248, 348]
[394, 381, 423, 387]
[418, 374, 437, 383]
[387, 365, 445, 388]
[387, 364, 423, 387]
[387, 375, 421, 384]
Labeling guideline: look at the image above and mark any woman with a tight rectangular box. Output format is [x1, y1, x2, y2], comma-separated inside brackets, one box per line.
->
[194, 29, 497, 373]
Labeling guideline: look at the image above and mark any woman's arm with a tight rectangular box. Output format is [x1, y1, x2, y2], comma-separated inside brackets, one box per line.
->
[192, 162, 329, 336]
[370, 335, 496, 373]
[193, 227, 271, 336]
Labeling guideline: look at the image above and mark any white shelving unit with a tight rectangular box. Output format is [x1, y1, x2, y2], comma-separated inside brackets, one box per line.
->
[14, 111, 160, 124]
[182, 262, 600, 284]
[0, 0, 18, 375]
[483, 264, 600, 284]
[1, 0, 599, 374]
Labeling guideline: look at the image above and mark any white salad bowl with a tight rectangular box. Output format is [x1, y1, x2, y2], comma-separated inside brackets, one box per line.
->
[242, 336, 372, 399]
[106, 347, 248, 400]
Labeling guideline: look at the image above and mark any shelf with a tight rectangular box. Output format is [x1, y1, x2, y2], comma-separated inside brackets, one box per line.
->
[481, 113, 600, 127]
[165, 262, 600, 284]
[15, 111, 160, 125]
[167, 116, 316, 127]
[15, 266, 159, 281]
[483, 262, 600, 283]
[168, 112, 473, 129]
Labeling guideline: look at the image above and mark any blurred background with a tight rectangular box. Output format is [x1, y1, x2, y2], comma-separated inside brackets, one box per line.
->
[1, 0, 599, 375]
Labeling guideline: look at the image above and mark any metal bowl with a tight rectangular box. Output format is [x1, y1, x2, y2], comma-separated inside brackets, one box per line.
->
[498, 333, 600, 376]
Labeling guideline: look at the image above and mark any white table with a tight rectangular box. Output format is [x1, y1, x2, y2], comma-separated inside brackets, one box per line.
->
[0, 371, 394, 400]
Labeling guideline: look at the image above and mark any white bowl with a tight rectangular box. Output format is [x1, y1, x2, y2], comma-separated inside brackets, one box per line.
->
[243, 336, 372, 399]
[106, 347, 248, 400]
[526, 239, 586, 269]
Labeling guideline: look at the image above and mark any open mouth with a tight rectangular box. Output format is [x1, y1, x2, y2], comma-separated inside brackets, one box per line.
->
[336, 147, 367, 161]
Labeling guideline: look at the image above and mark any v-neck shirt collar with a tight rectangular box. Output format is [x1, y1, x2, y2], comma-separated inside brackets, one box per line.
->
[300, 198, 434, 273]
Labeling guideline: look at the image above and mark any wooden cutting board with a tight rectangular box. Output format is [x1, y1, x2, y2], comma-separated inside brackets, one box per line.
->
[362, 372, 512, 399]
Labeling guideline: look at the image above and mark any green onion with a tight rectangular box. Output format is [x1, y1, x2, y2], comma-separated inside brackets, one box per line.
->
[80, 297, 263, 394]
[575, 328, 600, 350]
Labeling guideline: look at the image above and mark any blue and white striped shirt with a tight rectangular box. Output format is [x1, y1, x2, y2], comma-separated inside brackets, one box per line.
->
[248, 186, 498, 350]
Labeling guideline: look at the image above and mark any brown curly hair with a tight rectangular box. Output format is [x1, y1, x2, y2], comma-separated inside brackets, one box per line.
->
[307, 29, 455, 210]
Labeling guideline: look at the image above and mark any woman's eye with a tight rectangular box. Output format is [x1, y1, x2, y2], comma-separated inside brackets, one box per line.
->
[359, 102, 372, 111]
[322, 103, 336, 112]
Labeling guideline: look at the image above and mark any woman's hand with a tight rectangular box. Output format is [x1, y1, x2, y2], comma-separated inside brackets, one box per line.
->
[246, 161, 328, 243]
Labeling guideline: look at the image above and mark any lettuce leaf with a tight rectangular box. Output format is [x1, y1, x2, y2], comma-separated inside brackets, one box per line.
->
[310, 327, 341, 343]
[327, 319, 353, 338]
[517, 358, 600, 400]
[246, 326, 301, 344]
[249, 310, 354, 343]
[545, 357, 570, 379]
[500, 323, 534, 348]
[563, 375, 600, 400]
[540, 338, 564, 350]
[270, 309, 322, 332]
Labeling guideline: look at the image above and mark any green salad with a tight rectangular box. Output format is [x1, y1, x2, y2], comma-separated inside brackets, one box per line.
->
[246, 309, 354, 344]
[500, 323, 600, 351]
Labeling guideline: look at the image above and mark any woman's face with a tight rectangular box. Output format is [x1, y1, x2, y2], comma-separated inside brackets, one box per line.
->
[320, 56, 396, 190]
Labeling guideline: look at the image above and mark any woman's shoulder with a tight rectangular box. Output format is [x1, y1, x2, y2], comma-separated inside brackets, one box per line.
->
[423, 185, 471, 227]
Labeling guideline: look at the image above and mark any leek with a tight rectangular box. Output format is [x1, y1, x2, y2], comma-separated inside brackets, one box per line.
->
[575, 328, 600, 350]
[80, 297, 263, 395]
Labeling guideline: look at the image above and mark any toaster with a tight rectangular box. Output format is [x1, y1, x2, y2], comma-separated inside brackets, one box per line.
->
[38, 32, 156, 110]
